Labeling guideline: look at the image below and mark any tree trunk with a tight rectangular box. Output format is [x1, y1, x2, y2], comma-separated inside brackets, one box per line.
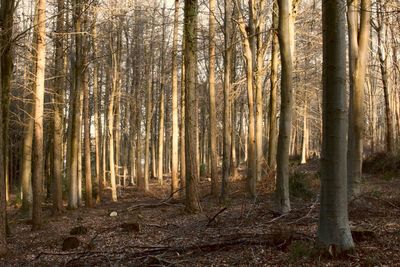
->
[375, 4, 393, 154]
[184, 0, 200, 212]
[51, 0, 65, 214]
[171, 0, 180, 198]
[268, 1, 279, 172]
[221, 0, 233, 200]
[318, 0, 354, 252]
[83, 43, 92, 208]
[32, 0, 46, 230]
[68, 0, 83, 210]
[275, 0, 295, 214]
[235, 2, 256, 198]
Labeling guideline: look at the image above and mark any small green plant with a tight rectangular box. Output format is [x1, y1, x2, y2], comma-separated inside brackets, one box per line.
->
[288, 240, 313, 262]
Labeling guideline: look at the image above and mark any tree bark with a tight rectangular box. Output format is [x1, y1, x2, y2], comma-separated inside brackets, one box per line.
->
[32, 0, 47, 230]
[209, 0, 219, 197]
[275, 0, 295, 214]
[347, 0, 371, 198]
[317, 0, 354, 252]
[171, 0, 180, 198]
[184, 0, 201, 213]
[268, 0, 279, 171]
[221, 0, 233, 200]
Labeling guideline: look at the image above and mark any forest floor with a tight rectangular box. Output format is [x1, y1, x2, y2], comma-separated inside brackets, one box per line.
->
[1, 156, 400, 266]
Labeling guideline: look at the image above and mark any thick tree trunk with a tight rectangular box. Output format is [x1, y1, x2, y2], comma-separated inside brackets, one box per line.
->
[171, 0, 180, 198]
[275, 0, 295, 214]
[68, 0, 83, 210]
[318, 0, 354, 252]
[184, 0, 200, 213]
[32, 0, 46, 230]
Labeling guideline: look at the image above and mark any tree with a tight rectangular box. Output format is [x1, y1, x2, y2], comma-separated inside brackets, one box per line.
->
[347, 0, 371, 198]
[68, 0, 83, 209]
[52, 0, 65, 214]
[268, 0, 279, 171]
[184, 0, 200, 213]
[235, 1, 256, 198]
[171, 0, 180, 198]
[209, 0, 219, 197]
[221, 0, 233, 200]
[32, 0, 47, 230]
[275, 0, 296, 214]
[0, 0, 15, 252]
[317, 0, 354, 252]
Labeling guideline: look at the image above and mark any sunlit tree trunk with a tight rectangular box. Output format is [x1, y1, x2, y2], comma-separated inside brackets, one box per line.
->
[171, 0, 180, 198]
[347, 0, 370, 198]
[275, 0, 295, 214]
[317, 0, 354, 252]
[208, 0, 219, 197]
[32, 0, 47, 230]
[268, 0, 279, 171]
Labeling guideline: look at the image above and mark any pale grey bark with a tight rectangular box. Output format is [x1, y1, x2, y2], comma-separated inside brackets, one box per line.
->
[318, 0, 354, 252]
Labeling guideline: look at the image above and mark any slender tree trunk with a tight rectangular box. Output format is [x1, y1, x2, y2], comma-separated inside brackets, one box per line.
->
[236, 2, 256, 198]
[268, 2, 279, 172]
[317, 0, 354, 252]
[83, 43, 92, 208]
[208, 0, 219, 197]
[92, 19, 102, 203]
[275, 0, 295, 214]
[268, 0, 279, 172]
[180, 45, 186, 195]
[300, 99, 308, 164]
[184, 0, 200, 212]
[375, 5, 393, 154]
[32, 0, 46, 230]
[171, 0, 180, 198]
[52, 0, 65, 214]
[221, 0, 233, 200]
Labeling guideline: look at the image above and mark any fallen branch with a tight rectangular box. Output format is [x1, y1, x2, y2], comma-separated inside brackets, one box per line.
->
[206, 207, 227, 227]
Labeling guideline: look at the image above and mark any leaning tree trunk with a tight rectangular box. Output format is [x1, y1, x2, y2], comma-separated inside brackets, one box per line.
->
[184, 0, 201, 213]
[317, 0, 354, 252]
[347, 0, 371, 198]
[32, 0, 47, 230]
[275, 0, 295, 214]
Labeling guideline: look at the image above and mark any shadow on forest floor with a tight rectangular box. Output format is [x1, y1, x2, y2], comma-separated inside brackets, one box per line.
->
[1, 158, 400, 266]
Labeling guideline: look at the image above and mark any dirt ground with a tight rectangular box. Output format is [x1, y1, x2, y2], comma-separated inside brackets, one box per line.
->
[1, 161, 400, 266]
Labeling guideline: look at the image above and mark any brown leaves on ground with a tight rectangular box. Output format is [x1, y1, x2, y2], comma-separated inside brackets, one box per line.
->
[1, 162, 400, 266]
